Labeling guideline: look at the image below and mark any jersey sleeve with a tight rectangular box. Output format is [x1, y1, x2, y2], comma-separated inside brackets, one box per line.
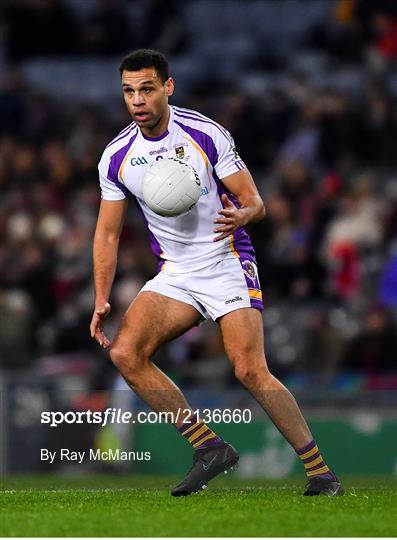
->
[98, 153, 127, 201]
[213, 129, 247, 179]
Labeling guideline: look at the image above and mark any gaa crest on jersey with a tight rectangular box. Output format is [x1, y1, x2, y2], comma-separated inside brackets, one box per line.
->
[175, 146, 185, 159]
[131, 156, 148, 166]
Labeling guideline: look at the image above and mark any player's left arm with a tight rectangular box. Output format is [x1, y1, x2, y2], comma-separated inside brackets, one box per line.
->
[213, 169, 266, 242]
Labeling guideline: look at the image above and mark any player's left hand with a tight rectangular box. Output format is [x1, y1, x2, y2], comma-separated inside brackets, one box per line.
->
[213, 194, 248, 242]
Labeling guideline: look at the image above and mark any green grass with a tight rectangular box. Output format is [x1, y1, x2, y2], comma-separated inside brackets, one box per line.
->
[1, 475, 396, 537]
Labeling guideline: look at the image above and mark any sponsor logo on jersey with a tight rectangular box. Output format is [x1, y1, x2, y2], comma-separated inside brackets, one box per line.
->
[175, 146, 185, 159]
[200, 186, 209, 196]
[225, 295, 243, 305]
[131, 156, 148, 166]
[149, 147, 167, 156]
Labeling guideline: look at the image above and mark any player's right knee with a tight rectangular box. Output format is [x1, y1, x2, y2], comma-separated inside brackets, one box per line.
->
[109, 344, 147, 378]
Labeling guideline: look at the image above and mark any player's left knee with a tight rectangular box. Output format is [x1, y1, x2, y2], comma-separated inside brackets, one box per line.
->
[234, 360, 271, 387]
[229, 342, 260, 362]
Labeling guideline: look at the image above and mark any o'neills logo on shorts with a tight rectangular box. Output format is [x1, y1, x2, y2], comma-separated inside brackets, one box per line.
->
[225, 295, 243, 305]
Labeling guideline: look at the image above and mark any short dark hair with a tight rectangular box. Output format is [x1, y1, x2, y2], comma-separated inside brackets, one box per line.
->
[119, 49, 169, 82]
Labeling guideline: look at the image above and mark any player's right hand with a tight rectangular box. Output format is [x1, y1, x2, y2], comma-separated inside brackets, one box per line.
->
[90, 302, 111, 348]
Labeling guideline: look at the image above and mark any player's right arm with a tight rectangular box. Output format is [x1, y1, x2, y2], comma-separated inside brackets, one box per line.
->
[90, 198, 128, 348]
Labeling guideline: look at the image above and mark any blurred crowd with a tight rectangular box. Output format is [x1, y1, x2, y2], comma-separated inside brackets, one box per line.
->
[1, 0, 189, 60]
[1, 0, 397, 393]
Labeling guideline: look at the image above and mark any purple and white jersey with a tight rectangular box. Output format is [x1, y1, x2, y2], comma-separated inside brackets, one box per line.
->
[98, 105, 256, 273]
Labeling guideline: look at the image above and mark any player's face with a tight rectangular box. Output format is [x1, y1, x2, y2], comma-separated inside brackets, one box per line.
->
[121, 68, 174, 131]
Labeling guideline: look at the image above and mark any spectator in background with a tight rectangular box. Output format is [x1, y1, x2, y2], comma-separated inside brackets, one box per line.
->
[297, 310, 345, 379]
[252, 189, 326, 301]
[379, 241, 397, 308]
[0, 69, 64, 142]
[367, 6, 397, 73]
[279, 160, 314, 212]
[259, 90, 295, 169]
[308, 172, 343, 252]
[0, 289, 35, 369]
[323, 176, 384, 301]
[342, 305, 397, 374]
[355, 83, 397, 167]
[317, 91, 357, 169]
[277, 101, 319, 168]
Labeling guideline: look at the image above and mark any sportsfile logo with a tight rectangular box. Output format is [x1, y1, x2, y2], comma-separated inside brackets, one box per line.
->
[225, 295, 243, 305]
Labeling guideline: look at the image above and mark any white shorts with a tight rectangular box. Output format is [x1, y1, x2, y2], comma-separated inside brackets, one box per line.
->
[141, 256, 263, 321]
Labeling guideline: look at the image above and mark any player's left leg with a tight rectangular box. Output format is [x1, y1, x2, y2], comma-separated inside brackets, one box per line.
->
[219, 307, 343, 496]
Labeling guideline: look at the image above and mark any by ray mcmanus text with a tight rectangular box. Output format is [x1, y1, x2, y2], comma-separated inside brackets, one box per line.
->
[41, 448, 152, 464]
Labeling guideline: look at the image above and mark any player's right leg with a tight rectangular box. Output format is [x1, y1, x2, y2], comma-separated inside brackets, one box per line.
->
[109, 290, 238, 496]
[109, 290, 201, 416]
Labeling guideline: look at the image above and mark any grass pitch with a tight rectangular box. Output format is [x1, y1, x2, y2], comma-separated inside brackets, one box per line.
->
[1, 474, 396, 537]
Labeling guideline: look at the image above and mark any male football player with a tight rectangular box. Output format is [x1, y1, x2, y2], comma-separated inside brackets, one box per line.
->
[91, 49, 343, 496]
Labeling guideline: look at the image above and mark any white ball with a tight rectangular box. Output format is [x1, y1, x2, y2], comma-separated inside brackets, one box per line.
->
[142, 158, 201, 217]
